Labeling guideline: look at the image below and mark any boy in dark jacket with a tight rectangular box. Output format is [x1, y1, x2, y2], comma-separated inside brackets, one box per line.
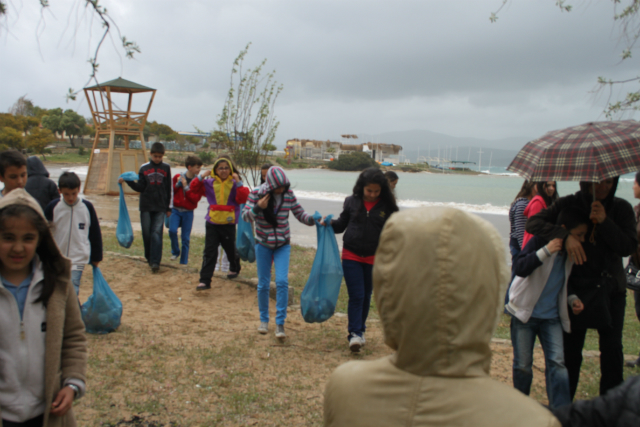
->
[169, 155, 203, 264]
[25, 156, 59, 210]
[118, 142, 172, 273]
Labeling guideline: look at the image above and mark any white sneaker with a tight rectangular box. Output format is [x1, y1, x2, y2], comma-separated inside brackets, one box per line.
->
[258, 322, 268, 335]
[349, 333, 363, 352]
[170, 255, 179, 261]
[275, 324, 286, 342]
[361, 333, 366, 347]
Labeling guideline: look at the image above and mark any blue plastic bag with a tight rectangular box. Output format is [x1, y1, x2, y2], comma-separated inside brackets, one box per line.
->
[81, 266, 123, 334]
[117, 171, 138, 248]
[300, 212, 343, 323]
[236, 204, 256, 262]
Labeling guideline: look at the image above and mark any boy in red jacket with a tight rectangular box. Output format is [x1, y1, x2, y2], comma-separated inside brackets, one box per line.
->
[169, 155, 203, 264]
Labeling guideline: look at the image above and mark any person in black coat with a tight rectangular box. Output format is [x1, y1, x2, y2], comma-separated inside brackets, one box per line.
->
[24, 156, 59, 211]
[552, 375, 640, 427]
[526, 178, 637, 399]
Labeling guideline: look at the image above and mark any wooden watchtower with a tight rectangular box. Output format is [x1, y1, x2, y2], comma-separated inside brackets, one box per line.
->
[83, 78, 156, 195]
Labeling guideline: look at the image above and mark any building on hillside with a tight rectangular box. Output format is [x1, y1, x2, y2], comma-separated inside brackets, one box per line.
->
[285, 138, 402, 161]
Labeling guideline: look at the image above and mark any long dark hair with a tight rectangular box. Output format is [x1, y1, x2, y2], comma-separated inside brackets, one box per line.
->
[353, 167, 398, 213]
[512, 180, 536, 205]
[263, 181, 291, 229]
[0, 204, 66, 306]
[534, 181, 553, 207]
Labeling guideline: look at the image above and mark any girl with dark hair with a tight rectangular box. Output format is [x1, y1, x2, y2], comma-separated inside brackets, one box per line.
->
[509, 181, 537, 268]
[384, 170, 399, 191]
[325, 167, 399, 352]
[242, 166, 315, 341]
[544, 181, 559, 203]
[0, 189, 87, 426]
[521, 182, 553, 249]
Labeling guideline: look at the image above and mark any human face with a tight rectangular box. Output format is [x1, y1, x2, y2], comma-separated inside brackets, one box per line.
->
[261, 169, 269, 182]
[273, 186, 285, 195]
[388, 179, 398, 190]
[545, 181, 556, 198]
[60, 187, 80, 206]
[568, 223, 588, 243]
[150, 153, 164, 164]
[589, 179, 614, 201]
[0, 165, 27, 194]
[363, 183, 381, 202]
[633, 180, 640, 199]
[0, 216, 39, 279]
[186, 164, 202, 178]
[215, 161, 231, 180]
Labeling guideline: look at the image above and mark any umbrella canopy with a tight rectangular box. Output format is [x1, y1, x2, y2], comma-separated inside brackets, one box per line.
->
[507, 120, 640, 182]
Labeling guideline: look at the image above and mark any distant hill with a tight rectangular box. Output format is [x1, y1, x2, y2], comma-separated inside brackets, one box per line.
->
[360, 129, 534, 167]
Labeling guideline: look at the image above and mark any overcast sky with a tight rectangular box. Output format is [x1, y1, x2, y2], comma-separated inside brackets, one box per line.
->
[1, 0, 638, 148]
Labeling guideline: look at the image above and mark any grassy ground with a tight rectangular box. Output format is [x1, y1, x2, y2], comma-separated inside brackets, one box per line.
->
[102, 228, 361, 317]
[40, 151, 91, 163]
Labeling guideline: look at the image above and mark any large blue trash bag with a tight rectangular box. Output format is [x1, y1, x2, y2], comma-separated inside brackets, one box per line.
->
[117, 171, 138, 248]
[236, 204, 256, 262]
[300, 212, 343, 323]
[81, 266, 123, 334]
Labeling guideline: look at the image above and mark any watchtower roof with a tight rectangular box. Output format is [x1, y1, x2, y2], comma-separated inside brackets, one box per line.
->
[85, 77, 155, 93]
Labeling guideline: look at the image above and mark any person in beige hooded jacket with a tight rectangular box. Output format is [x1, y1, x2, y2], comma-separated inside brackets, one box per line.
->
[324, 207, 560, 427]
[0, 189, 87, 427]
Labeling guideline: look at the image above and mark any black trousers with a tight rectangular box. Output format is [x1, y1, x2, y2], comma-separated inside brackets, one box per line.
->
[563, 290, 626, 399]
[199, 222, 240, 285]
[2, 414, 44, 427]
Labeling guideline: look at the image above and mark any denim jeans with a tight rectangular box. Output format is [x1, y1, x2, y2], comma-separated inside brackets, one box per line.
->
[71, 270, 83, 296]
[342, 259, 374, 340]
[169, 209, 194, 264]
[256, 243, 290, 325]
[140, 211, 165, 266]
[510, 316, 571, 409]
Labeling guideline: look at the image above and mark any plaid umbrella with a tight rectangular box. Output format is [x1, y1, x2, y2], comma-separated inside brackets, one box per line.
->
[507, 120, 640, 182]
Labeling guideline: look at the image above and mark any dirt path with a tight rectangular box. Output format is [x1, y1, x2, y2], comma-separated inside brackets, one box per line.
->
[75, 254, 549, 426]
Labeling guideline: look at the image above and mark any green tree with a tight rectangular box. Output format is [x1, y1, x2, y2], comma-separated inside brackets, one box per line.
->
[217, 43, 283, 186]
[491, 1, 640, 117]
[42, 109, 86, 147]
[26, 128, 55, 159]
[327, 152, 379, 171]
[0, 127, 24, 149]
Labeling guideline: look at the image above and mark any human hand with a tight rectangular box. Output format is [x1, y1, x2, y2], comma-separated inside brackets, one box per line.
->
[257, 194, 270, 209]
[180, 176, 187, 187]
[201, 170, 212, 178]
[167, 211, 172, 218]
[572, 299, 584, 315]
[91, 261, 100, 268]
[232, 172, 240, 182]
[590, 201, 606, 224]
[546, 238, 563, 254]
[565, 234, 587, 265]
[50, 386, 74, 416]
[318, 216, 329, 226]
[118, 177, 124, 184]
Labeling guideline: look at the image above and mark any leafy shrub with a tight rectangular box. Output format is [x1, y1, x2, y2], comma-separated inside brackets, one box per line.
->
[327, 152, 378, 171]
[78, 146, 86, 156]
[198, 151, 214, 165]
